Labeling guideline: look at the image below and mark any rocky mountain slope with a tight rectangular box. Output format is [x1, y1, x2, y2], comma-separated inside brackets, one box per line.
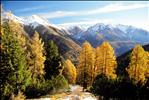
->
[67, 24, 149, 55]
[2, 10, 149, 59]
[1, 11, 81, 63]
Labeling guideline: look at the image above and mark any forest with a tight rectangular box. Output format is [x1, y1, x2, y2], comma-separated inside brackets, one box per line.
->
[1, 21, 149, 100]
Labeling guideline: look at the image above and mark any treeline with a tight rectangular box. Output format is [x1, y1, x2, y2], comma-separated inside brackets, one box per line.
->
[1, 21, 149, 99]
[76, 41, 149, 99]
[0, 21, 77, 99]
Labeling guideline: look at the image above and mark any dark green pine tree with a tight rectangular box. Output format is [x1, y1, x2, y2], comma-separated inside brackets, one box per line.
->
[0, 22, 31, 98]
[44, 40, 63, 79]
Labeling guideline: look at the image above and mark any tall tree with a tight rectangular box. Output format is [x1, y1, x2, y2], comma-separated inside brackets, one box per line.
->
[2, 20, 33, 76]
[0, 22, 31, 97]
[127, 44, 148, 84]
[95, 42, 117, 79]
[63, 59, 77, 84]
[7, 21, 26, 47]
[146, 52, 149, 78]
[30, 31, 45, 81]
[77, 41, 95, 89]
[44, 40, 63, 79]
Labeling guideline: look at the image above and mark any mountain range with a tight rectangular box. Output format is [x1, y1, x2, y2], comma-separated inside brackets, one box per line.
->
[66, 24, 149, 55]
[1, 10, 149, 62]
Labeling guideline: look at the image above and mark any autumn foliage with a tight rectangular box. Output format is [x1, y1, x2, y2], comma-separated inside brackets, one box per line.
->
[127, 45, 148, 84]
[95, 42, 117, 79]
[63, 59, 77, 84]
[1, 21, 149, 99]
[30, 31, 45, 80]
[77, 41, 95, 88]
[1, 22, 69, 99]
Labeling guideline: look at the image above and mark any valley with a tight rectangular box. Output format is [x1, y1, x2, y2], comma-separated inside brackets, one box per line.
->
[2, 11, 149, 60]
[1, 2, 149, 99]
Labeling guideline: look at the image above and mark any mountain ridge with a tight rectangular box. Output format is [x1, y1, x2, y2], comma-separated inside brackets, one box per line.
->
[1, 11, 81, 63]
[2, 11, 149, 58]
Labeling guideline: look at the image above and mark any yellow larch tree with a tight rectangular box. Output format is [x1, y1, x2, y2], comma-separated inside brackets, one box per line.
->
[30, 31, 45, 80]
[95, 41, 117, 79]
[145, 52, 149, 78]
[2, 20, 33, 74]
[2, 20, 27, 48]
[127, 44, 148, 84]
[63, 59, 77, 84]
[77, 41, 95, 89]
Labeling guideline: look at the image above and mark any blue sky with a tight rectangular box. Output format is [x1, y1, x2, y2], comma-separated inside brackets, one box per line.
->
[2, 1, 149, 30]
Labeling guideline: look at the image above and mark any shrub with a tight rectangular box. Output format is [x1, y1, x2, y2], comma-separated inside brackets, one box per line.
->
[52, 75, 69, 91]
[25, 75, 69, 98]
[25, 79, 53, 98]
[92, 74, 116, 99]
[92, 74, 139, 99]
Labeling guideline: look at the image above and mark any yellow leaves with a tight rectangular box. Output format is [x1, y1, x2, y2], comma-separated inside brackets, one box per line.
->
[78, 41, 117, 88]
[127, 44, 148, 84]
[30, 31, 45, 76]
[95, 41, 117, 79]
[63, 59, 77, 84]
[77, 41, 148, 87]
[2, 21, 26, 48]
[77, 41, 95, 87]
[10, 91, 25, 100]
[145, 52, 149, 78]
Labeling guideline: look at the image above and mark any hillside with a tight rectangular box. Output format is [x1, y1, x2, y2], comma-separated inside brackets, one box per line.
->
[2, 10, 149, 60]
[117, 44, 149, 76]
[1, 11, 81, 63]
[67, 24, 149, 56]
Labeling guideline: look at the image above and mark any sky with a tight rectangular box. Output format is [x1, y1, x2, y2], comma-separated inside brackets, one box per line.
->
[2, 1, 149, 30]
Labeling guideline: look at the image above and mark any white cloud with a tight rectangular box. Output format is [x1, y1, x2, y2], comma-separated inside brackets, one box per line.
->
[15, 6, 48, 13]
[41, 11, 77, 18]
[39, 3, 149, 19]
[88, 3, 148, 14]
[118, 20, 149, 31]
[57, 17, 149, 31]
[58, 18, 113, 27]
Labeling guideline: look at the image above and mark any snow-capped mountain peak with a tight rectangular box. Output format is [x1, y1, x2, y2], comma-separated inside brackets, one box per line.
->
[1, 11, 63, 30]
[22, 15, 50, 28]
[1, 11, 24, 24]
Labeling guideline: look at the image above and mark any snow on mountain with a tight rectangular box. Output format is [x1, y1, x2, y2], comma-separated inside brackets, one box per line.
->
[2, 10, 149, 56]
[1, 11, 24, 24]
[58, 24, 88, 30]
[87, 23, 127, 33]
[1, 11, 49, 28]
[87, 23, 107, 31]
[58, 25, 87, 38]
[23, 15, 63, 30]
[67, 26, 86, 39]
[1, 11, 62, 30]
[85, 23, 149, 41]
[22, 15, 50, 28]
[115, 24, 128, 33]
[67, 23, 149, 49]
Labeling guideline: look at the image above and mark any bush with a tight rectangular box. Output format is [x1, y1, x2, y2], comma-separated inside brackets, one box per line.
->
[25, 79, 53, 98]
[92, 74, 116, 99]
[139, 79, 149, 99]
[25, 75, 69, 98]
[114, 78, 137, 99]
[52, 75, 69, 91]
[92, 74, 145, 99]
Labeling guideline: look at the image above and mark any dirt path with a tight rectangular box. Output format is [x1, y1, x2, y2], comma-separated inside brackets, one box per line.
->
[55, 85, 97, 100]
[27, 85, 97, 100]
